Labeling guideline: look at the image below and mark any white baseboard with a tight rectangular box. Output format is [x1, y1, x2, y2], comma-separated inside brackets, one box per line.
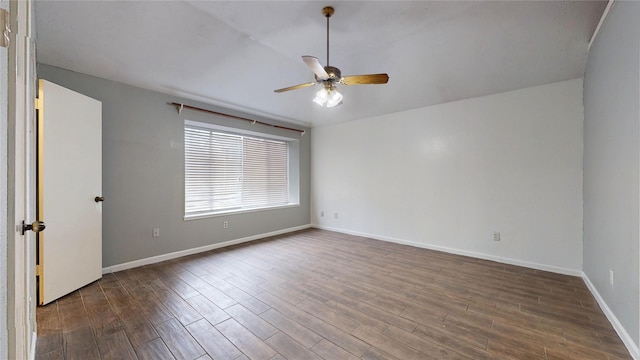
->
[29, 331, 36, 360]
[582, 273, 639, 360]
[311, 224, 582, 276]
[102, 224, 311, 274]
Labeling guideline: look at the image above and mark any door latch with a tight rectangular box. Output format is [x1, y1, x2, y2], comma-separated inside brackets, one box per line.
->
[21, 220, 46, 235]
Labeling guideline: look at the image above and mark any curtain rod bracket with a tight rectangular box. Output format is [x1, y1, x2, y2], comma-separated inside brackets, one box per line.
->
[169, 102, 185, 114]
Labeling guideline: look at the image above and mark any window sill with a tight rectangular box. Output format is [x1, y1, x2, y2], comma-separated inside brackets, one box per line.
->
[184, 203, 300, 221]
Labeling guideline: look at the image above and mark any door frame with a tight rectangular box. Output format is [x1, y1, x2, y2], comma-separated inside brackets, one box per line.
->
[0, 0, 10, 358]
[3, 0, 36, 359]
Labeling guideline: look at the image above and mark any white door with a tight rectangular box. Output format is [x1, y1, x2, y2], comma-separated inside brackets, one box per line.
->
[37, 79, 103, 305]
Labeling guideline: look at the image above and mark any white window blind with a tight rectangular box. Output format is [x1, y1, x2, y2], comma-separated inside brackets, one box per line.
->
[185, 124, 289, 217]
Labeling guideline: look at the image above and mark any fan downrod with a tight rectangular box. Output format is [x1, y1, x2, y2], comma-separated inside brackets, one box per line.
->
[322, 6, 334, 18]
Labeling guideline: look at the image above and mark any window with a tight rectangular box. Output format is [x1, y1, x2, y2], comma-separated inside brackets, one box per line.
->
[184, 120, 298, 218]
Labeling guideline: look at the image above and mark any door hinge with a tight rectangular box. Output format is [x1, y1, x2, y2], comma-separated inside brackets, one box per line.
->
[0, 8, 10, 48]
[35, 264, 42, 277]
[35, 97, 41, 111]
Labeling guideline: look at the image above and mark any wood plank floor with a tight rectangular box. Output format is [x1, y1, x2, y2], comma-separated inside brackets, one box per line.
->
[36, 229, 632, 360]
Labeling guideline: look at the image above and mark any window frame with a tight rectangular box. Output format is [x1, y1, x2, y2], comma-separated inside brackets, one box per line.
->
[184, 120, 300, 220]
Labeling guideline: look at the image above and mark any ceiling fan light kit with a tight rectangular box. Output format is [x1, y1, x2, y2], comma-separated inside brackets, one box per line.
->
[274, 6, 389, 108]
[313, 84, 343, 108]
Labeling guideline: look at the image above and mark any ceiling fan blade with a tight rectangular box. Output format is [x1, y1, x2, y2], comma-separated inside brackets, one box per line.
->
[342, 73, 389, 85]
[274, 82, 317, 93]
[302, 56, 330, 80]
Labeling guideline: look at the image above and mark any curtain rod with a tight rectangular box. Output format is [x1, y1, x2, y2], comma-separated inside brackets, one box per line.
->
[169, 102, 305, 135]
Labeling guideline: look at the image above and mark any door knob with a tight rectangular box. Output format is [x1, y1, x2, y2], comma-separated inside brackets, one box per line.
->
[94, 196, 105, 202]
[21, 220, 46, 235]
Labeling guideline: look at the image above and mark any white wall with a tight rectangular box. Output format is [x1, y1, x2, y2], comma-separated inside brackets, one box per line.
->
[311, 79, 584, 274]
[583, 0, 640, 350]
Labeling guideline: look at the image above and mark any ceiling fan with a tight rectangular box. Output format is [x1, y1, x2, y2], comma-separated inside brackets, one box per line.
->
[274, 6, 389, 107]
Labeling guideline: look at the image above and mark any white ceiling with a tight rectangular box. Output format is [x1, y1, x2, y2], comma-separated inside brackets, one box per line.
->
[35, 1, 607, 127]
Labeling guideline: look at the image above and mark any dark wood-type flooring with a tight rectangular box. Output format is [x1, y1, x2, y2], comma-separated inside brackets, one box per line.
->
[36, 229, 632, 359]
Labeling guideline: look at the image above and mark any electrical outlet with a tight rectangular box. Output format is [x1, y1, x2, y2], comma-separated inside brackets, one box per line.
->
[152, 228, 160, 238]
[223, 221, 228, 229]
[493, 231, 500, 241]
[610, 269, 614, 286]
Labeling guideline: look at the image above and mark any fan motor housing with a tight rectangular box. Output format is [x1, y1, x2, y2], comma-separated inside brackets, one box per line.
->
[316, 66, 341, 82]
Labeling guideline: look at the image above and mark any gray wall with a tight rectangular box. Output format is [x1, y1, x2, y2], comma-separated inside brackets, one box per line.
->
[583, 1, 640, 347]
[37, 64, 311, 268]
